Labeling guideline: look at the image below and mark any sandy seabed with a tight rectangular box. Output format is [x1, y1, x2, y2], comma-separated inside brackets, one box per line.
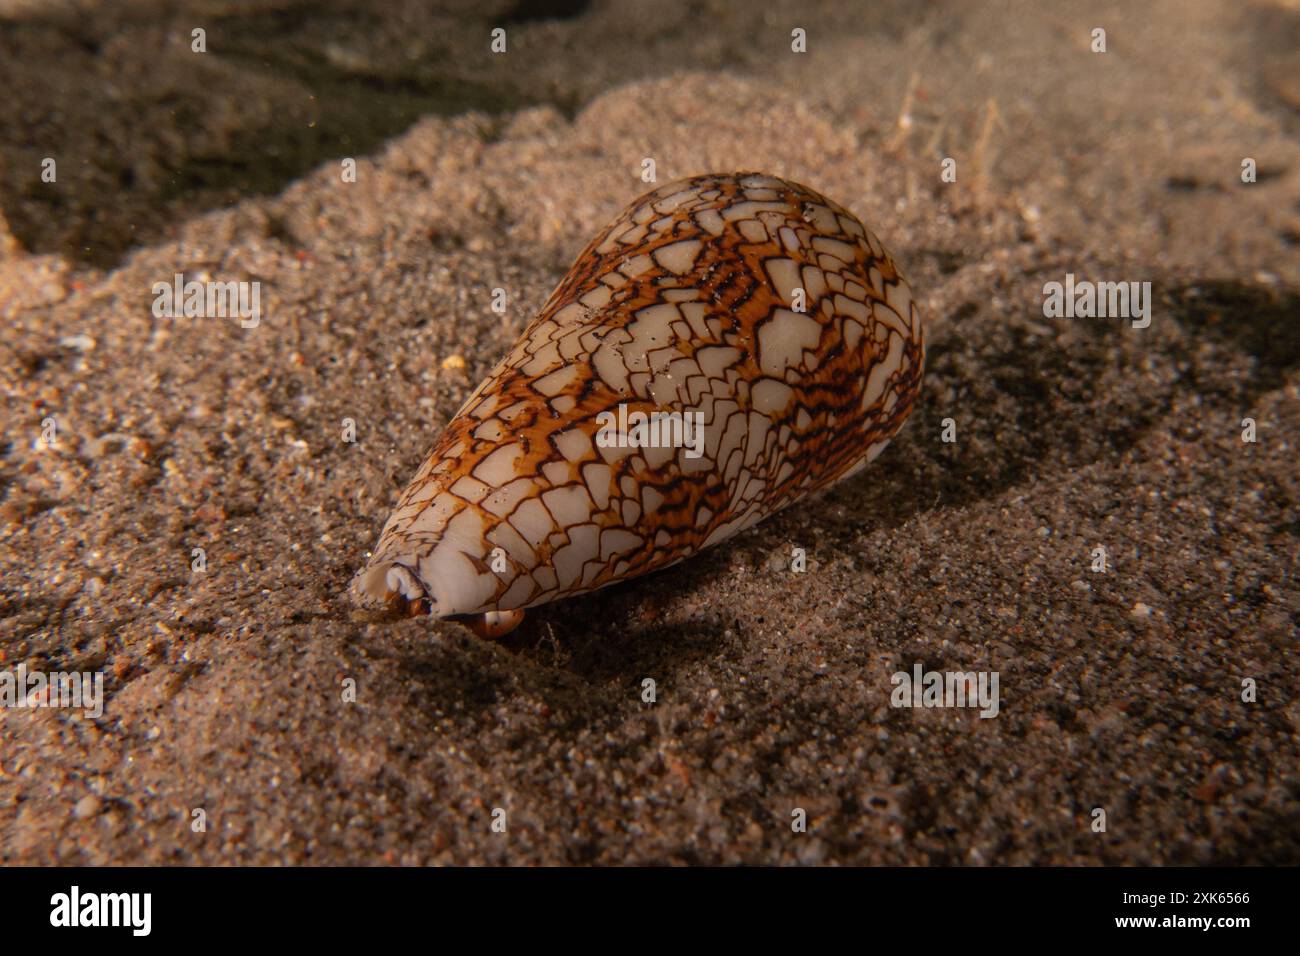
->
[1, 0, 1298, 864]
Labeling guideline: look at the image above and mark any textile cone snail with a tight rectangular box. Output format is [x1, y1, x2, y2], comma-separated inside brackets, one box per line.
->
[353, 172, 925, 636]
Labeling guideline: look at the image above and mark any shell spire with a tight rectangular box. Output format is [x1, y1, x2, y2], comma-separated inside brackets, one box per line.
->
[354, 172, 925, 633]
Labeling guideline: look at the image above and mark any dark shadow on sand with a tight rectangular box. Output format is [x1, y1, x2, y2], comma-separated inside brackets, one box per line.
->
[0, 0, 592, 267]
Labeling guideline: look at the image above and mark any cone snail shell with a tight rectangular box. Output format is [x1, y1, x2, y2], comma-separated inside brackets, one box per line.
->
[354, 172, 926, 634]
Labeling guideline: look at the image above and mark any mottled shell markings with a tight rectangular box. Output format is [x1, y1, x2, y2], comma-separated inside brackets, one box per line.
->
[354, 172, 926, 630]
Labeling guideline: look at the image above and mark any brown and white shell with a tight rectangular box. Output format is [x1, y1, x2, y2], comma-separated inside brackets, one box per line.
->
[354, 172, 925, 632]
